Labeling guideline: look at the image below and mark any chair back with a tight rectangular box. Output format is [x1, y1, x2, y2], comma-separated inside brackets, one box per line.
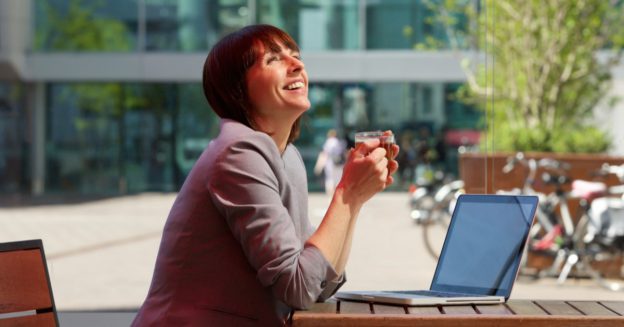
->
[0, 239, 59, 327]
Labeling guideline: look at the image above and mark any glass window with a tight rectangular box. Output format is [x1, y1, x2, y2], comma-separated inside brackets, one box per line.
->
[365, 0, 466, 50]
[122, 84, 180, 193]
[0, 83, 29, 194]
[33, 0, 137, 52]
[175, 84, 220, 178]
[257, 0, 360, 50]
[46, 83, 125, 194]
[144, 0, 250, 51]
[45, 82, 216, 195]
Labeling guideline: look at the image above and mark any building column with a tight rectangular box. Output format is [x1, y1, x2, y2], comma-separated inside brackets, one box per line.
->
[431, 83, 445, 129]
[0, 0, 31, 79]
[29, 83, 46, 195]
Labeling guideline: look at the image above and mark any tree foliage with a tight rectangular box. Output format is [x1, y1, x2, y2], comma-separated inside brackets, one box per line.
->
[35, 0, 132, 52]
[428, 0, 624, 153]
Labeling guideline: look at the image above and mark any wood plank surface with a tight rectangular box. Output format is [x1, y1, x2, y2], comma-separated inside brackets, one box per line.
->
[536, 300, 582, 316]
[441, 305, 476, 315]
[477, 303, 514, 315]
[569, 301, 618, 316]
[293, 300, 624, 327]
[0, 250, 52, 314]
[506, 300, 548, 315]
[339, 301, 371, 314]
[292, 315, 624, 327]
[296, 302, 336, 315]
[602, 301, 624, 316]
[406, 306, 442, 315]
[372, 304, 406, 314]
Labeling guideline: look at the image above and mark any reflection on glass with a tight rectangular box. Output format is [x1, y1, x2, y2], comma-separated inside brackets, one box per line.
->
[365, 0, 466, 50]
[176, 84, 220, 176]
[0, 83, 28, 193]
[257, 0, 360, 50]
[33, 0, 137, 52]
[41, 80, 482, 194]
[46, 83, 124, 194]
[45, 83, 218, 194]
[145, 0, 249, 51]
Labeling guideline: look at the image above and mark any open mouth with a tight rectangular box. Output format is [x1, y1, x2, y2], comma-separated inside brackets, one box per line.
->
[285, 81, 305, 90]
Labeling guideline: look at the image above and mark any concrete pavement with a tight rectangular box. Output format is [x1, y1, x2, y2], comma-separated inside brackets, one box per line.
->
[1, 192, 623, 313]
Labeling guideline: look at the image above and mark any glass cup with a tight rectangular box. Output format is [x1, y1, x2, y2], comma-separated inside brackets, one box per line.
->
[354, 131, 395, 160]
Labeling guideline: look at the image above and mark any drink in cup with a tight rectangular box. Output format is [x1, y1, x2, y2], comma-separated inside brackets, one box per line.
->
[354, 131, 395, 160]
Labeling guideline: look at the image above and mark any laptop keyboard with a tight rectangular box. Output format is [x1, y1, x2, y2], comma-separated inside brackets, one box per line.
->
[392, 290, 488, 298]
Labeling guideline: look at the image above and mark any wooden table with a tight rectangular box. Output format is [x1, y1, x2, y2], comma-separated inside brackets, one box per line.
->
[292, 299, 624, 327]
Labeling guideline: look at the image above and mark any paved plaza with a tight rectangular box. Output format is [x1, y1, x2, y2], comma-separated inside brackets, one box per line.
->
[1, 192, 623, 314]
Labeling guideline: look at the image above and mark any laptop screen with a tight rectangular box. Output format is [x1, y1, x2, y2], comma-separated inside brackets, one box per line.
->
[430, 194, 537, 298]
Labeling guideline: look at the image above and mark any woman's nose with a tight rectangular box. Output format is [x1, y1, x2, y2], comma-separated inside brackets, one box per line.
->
[287, 56, 304, 73]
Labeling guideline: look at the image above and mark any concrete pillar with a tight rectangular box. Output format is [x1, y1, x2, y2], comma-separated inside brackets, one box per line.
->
[431, 83, 444, 128]
[29, 83, 45, 195]
[0, 0, 31, 79]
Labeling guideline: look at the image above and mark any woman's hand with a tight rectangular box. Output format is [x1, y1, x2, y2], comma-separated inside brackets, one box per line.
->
[309, 132, 399, 276]
[336, 135, 399, 206]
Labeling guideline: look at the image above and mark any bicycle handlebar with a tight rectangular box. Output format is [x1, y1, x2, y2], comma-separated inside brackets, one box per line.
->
[599, 163, 624, 182]
[502, 152, 570, 174]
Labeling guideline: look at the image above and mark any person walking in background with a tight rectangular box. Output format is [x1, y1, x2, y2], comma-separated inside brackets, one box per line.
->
[314, 129, 346, 195]
[396, 131, 417, 187]
[132, 24, 399, 327]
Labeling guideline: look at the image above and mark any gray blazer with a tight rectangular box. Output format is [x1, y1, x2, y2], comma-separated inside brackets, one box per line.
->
[132, 119, 344, 327]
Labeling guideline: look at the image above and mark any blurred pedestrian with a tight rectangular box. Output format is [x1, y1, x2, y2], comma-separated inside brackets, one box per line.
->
[314, 129, 346, 195]
[396, 131, 417, 186]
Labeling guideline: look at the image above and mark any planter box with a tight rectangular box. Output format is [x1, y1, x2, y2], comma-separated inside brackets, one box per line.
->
[459, 152, 624, 194]
[459, 152, 624, 279]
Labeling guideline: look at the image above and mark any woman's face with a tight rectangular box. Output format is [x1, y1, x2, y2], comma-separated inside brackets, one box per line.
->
[246, 40, 310, 123]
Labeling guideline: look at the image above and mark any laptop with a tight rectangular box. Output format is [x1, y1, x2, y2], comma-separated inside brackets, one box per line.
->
[336, 194, 538, 306]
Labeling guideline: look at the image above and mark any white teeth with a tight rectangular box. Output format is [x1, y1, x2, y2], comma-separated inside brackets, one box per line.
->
[286, 82, 304, 90]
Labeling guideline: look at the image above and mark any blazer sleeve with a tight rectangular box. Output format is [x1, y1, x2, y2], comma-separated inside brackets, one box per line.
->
[207, 136, 340, 309]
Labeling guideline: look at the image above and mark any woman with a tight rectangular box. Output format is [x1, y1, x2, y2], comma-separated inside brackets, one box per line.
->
[132, 24, 399, 327]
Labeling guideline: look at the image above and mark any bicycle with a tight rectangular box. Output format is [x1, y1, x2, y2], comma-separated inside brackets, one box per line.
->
[500, 153, 573, 257]
[408, 169, 464, 260]
[559, 163, 624, 290]
[502, 153, 624, 291]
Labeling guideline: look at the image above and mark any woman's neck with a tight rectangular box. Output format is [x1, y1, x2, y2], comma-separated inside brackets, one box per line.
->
[251, 115, 293, 153]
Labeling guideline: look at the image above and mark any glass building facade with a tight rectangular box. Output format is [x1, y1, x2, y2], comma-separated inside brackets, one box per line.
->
[1, 0, 481, 195]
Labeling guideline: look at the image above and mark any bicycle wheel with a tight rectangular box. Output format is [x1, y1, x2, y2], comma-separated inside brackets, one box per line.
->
[422, 206, 452, 260]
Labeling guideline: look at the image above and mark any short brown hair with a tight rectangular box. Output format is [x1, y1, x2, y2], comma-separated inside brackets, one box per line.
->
[202, 24, 302, 143]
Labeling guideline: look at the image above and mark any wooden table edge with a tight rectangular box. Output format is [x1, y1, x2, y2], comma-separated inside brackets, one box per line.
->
[292, 313, 624, 327]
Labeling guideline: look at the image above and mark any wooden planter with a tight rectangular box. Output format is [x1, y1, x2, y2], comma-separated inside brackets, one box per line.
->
[459, 152, 624, 195]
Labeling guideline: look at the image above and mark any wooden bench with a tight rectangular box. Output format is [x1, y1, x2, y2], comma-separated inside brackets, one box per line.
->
[292, 299, 624, 327]
[0, 239, 59, 327]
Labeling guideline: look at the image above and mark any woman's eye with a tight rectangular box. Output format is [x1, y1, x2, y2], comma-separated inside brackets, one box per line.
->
[267, 56, 279, 64]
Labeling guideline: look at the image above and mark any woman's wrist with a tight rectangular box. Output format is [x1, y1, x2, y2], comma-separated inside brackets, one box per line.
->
[332, 184, 363, 218]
